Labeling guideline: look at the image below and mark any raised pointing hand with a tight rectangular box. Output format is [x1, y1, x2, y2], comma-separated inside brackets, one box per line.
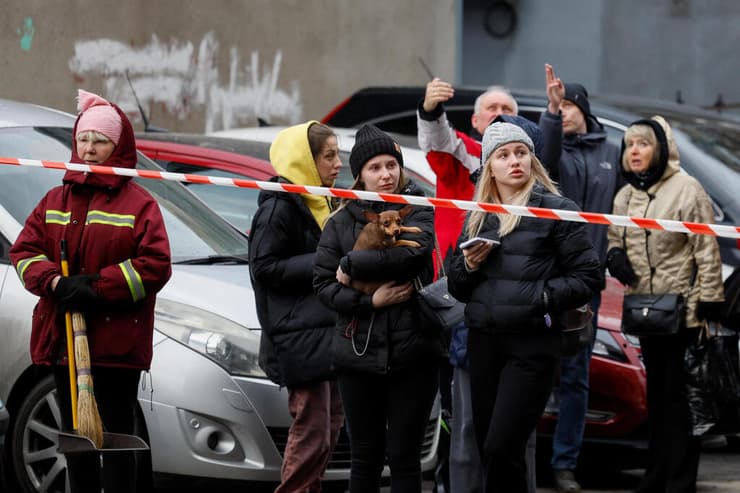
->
[545, 63, 564, 114]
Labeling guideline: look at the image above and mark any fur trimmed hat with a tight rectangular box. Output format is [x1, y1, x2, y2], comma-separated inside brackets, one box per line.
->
[481, 122, 535, 165]
[349, 124, 403, 178]
[75, 89, 123, 145]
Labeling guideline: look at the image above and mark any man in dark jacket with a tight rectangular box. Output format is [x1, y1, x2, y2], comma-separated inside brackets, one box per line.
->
[539, 64, 622, 493]
[248, 121, 344, 493]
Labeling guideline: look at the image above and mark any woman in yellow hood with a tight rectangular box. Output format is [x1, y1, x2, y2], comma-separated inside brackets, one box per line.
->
[248, 121, 344, 492]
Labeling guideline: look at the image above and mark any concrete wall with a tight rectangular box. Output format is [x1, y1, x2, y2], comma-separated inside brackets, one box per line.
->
[2, 1, 457, 132]
[461, 0, 740, 112]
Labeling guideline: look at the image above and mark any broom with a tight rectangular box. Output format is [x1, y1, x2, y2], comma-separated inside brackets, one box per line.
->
[60, 240, 104, 448]
[72, 311, 104, 448]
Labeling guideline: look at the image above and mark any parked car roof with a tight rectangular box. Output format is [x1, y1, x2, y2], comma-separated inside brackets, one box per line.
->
[210, 125, 438, 187]
[0, 99, 75, 129]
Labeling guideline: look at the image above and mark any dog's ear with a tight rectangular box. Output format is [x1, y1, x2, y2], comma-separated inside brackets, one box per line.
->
[364, 210, 379, 223]
[398, 205, 413, 218]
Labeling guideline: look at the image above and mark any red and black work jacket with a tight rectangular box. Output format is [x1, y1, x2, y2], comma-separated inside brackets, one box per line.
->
[9, 103, 171, 369]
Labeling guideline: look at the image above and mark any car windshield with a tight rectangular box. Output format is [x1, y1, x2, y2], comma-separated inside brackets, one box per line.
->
[0, 127, 248, 263]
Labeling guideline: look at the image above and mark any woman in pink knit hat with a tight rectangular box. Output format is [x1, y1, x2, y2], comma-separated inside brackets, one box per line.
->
[10, 90, 172, 493]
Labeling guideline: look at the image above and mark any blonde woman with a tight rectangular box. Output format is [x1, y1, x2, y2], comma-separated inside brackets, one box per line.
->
[447, 122, 601, 493]
[606, 116, 724, 493]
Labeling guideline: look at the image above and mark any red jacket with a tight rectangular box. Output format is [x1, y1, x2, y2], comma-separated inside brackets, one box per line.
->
[426, 131, 480, 262]
[10, 103, 171, 369]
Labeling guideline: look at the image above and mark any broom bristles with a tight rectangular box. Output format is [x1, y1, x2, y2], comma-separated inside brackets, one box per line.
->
[72, 312, 104, 448]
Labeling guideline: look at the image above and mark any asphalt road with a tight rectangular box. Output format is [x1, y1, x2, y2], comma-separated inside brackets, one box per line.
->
[153, 442, 740, 492]
[416, 445, 740, 493]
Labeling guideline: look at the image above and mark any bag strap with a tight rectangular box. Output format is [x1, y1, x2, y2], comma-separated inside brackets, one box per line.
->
[432, 234, 445, 278]
[415, 234, 444, 291]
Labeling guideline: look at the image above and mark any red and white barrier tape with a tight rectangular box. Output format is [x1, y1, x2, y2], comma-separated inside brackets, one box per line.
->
[2, 157, 739, 239]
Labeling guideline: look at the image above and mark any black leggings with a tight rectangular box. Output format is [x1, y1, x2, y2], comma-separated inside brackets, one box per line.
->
[636, 327, 701, 493]
[338, 363, 439, 493]
[53, 365, 141, 493]
[467, 330, 560, 493]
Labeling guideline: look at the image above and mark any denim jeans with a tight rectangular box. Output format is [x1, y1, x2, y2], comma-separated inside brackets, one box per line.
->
[551, 294, 600, 471]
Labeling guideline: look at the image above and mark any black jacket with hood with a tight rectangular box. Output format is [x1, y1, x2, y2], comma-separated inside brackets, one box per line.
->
[539, 111, 623, 273]
[313, 180, 443, 374]
[248, 122, 336, 388]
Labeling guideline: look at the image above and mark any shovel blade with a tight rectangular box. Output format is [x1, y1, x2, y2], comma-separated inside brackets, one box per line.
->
[58, 431, 149, 454]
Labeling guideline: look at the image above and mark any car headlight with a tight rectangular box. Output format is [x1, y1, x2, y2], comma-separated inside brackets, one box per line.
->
[154, 298, 266, 378]
[592, 328, 628, 363]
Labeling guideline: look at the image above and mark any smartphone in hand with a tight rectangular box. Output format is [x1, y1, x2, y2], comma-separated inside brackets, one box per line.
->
[460, 237, 500, 250]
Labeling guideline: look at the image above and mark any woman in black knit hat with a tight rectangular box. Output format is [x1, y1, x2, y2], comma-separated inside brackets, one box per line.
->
[313, 124, 442, 492]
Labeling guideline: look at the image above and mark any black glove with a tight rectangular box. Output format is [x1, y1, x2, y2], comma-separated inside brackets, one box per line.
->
[55, 274, 101, 311]
[606, 248, 637, 286]
[696, 301, 725, 322]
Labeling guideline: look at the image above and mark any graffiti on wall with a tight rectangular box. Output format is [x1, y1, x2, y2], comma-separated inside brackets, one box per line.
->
[68, 32, 302, 132]
[17, 17, 35, 51]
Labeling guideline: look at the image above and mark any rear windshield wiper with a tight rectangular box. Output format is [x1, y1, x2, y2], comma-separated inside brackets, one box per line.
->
[174, 254, 249, 265]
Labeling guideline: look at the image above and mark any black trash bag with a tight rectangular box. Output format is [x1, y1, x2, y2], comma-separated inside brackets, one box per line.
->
[706, 328, 740, 434]
[684, 334, 719, 436]
[685, 325, 740, 437]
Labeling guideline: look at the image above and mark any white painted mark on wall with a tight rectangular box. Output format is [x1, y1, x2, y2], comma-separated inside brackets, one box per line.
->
[68, 33, 302, 132]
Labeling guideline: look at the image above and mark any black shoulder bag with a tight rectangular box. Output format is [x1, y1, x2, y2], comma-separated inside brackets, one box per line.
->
[620, 225, 694, 337]
[414, 237, 465, 333]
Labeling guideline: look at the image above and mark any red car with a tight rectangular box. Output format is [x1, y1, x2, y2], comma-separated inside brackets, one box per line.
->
[135, 133, 276, 233]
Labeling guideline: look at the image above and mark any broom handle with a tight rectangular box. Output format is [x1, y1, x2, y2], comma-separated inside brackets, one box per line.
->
[60, 240, 78, 430]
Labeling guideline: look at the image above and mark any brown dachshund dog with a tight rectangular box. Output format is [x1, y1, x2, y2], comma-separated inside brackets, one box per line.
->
[350, 205, 421, 294]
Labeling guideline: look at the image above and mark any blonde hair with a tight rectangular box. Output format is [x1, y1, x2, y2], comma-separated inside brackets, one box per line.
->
[465, 151, 558, 238]
[621, 124, 660, 172]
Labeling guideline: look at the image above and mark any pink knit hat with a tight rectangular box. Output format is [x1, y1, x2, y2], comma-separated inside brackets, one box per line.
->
[76, 89, 122, 145]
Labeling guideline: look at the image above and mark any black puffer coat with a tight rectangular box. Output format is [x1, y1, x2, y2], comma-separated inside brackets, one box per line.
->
[448, 186, 602, 333]
[249, 177, 336, 387]
[313, 181, 442, 374]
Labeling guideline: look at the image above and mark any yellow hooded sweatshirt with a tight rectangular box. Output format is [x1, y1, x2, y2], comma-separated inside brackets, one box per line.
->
[269, 121, 333, 228]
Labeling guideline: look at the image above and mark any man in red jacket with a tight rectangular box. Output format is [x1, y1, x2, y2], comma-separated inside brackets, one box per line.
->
[10, 89, 171, 493]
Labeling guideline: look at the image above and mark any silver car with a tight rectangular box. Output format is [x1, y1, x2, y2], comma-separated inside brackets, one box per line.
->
[0, 99, 440, 492]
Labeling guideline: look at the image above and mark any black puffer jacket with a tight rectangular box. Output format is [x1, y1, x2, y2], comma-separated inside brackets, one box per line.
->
[448, 186, 602, 333]
[539, 111, 623, 271]
[249, 177, 336, 387]
[313, 181, 442, 374]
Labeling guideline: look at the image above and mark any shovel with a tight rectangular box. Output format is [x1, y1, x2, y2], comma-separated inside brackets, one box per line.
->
[57, 239, 149, 454]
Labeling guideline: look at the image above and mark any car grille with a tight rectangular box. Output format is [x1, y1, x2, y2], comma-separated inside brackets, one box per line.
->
[267, 417, 438, 470]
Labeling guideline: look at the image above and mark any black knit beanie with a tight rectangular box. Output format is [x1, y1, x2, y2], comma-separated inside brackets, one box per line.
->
[564, 83, 591, 119]
[349, 124, 404, 178]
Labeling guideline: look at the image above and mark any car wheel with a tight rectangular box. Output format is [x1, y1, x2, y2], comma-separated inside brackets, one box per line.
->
[9, 374, 68, 493]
